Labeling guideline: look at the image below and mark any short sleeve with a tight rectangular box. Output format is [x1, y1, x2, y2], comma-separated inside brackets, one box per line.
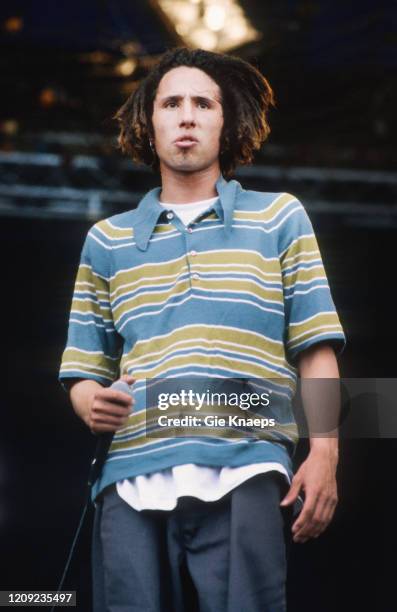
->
[58, 226, 122, 390]
[279, 195, 346, 366]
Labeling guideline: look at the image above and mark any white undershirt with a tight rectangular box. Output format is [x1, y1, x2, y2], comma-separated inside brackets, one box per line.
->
[159, 195, 219, 226]
[116, 197, 291, 511]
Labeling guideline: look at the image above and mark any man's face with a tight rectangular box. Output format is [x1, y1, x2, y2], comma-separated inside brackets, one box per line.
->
[151, 66, 224, 175]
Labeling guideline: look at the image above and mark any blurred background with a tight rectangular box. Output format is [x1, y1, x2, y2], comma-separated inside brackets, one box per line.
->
[1, 1, 396, 610]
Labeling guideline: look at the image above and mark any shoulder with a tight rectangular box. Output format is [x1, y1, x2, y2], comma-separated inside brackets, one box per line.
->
[234, 187, 306, 226]
[86, 209, 136, 250]
[235, 187, 303, 213]
[234, 186, 314, 254]
[80, 210, 136, 278]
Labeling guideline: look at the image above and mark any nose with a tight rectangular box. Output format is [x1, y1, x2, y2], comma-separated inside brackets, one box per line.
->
[179, 100, 196, 127]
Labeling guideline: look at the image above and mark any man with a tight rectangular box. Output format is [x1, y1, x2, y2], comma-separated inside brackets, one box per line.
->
[59, 48, 345, 612]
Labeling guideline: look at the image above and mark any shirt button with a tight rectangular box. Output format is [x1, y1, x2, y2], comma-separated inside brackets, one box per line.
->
[166, 211, 174, 220]
[190, 250, 197, 257]
[192, 273, 200, 281]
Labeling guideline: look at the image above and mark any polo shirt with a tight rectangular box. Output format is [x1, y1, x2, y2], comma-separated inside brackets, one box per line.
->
[116, 197, 292, 512]
[59, 174, 346, 502]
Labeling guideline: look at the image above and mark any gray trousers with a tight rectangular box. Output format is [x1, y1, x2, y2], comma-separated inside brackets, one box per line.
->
[92, 471, 297, 612]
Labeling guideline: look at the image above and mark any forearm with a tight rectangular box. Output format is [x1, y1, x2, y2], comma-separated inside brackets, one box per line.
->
[297, 343, 340, 454]
[298, 342, 339, 378]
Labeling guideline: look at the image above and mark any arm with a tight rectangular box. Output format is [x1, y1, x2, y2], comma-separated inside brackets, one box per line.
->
[280, 342, 340, 543]
[68, 375, 135, 434]
[59, 225, 135, 433]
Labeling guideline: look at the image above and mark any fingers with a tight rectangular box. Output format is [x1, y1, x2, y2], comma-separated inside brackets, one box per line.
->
[89, 387, 134, 434]
[97, 388, 134, 407]
[93, 399, 131, 419]
[292, 492, 338, 543]
[89, 409, 130, 433]
[90, 417, 128, 434]
[280, 476, 301, 507]
[120, 374, 136, 384]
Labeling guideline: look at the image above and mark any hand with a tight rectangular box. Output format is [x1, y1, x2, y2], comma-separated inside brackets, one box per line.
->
[280, 445, 338, 543]
[88, 374, 135, 434]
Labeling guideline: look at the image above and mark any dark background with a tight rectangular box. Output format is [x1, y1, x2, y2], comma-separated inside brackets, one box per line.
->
[1, 1, 396, 611]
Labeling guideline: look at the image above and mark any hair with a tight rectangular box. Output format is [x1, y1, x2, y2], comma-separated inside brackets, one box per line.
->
[113, 47, 276, 178]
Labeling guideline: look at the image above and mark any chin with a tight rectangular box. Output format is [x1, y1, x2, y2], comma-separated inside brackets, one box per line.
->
[166, 160, 203, 173]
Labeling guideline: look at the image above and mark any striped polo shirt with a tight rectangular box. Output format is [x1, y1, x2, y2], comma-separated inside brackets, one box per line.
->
[59, 174, 346, 501]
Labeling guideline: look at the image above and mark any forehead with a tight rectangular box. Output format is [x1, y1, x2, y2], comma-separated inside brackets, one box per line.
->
[155, 66, 221, 100]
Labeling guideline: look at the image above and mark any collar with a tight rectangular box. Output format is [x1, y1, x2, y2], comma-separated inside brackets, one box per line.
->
[132, 174, 240, 251]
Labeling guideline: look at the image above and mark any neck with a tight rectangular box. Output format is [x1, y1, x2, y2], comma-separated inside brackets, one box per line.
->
[159, 164, 221, 204]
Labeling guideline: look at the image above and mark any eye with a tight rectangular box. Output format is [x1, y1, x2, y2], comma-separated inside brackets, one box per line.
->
[198, 101, 209, 109]
[164, 100, 178, 108]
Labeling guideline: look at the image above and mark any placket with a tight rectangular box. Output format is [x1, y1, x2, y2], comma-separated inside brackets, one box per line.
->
[164, 210, 200, 290]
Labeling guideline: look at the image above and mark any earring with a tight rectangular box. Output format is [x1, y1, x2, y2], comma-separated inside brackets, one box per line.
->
[149, 138, 155, 152]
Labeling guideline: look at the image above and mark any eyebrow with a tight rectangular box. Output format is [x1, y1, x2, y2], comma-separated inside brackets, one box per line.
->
[159, 94, 219, 105]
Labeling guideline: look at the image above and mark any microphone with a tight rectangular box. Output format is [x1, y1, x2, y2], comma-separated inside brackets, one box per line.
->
[87, 379, 134, 488]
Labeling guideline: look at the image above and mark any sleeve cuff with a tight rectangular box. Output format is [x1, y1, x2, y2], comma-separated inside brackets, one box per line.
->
[58, 371, 115, 391]
[287, 333, 346, 367]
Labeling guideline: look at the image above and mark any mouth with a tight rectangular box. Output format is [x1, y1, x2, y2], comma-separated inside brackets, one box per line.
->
[174, 136, 198, 148]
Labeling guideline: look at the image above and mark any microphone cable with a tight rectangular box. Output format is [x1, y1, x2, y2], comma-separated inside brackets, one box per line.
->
[50, 380, 132, 612]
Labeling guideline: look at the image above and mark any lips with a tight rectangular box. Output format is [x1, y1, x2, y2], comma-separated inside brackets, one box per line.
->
[174, 135, 198, 147]
[175, 135, 198, 142]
